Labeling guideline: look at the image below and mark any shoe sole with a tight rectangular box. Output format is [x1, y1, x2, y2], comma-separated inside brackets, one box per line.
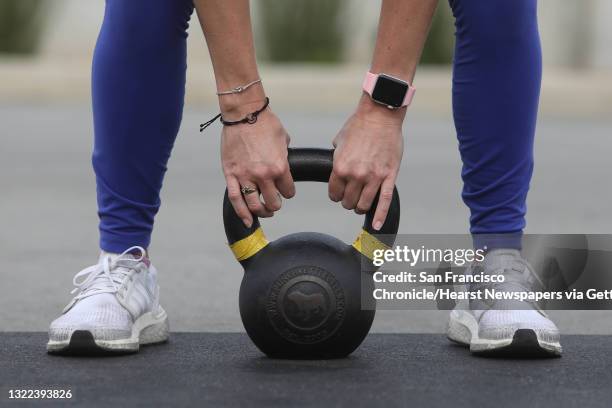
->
[447, 309, 562, 357]
[47, 308, 169, 355]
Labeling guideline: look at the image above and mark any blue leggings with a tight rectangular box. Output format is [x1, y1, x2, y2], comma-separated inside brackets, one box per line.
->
[93, 0, 541, 253]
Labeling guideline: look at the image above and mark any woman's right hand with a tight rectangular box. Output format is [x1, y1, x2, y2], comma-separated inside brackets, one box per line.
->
[221, 99, 295, 228]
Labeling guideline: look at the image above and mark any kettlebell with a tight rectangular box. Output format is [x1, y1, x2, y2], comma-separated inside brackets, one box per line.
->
[223, 148, 400, 359]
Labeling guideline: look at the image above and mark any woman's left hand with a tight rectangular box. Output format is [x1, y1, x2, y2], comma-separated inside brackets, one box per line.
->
[329, 94, 405, 230]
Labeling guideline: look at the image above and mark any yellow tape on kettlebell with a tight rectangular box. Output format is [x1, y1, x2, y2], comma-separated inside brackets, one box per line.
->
[229, 227, 269, 261]
[352, 229, 390, 260]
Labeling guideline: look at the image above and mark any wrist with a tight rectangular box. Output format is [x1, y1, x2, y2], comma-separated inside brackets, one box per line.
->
[218, 85, 267, 119]
[355, 93, 406, 125]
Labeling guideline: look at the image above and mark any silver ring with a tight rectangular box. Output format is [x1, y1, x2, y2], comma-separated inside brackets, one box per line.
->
[240, 185, 258, 195]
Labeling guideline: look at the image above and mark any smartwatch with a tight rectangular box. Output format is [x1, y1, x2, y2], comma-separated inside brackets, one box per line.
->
[362, 72, 415, 109]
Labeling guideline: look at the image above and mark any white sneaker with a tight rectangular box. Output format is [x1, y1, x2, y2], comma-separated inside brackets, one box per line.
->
[47, 247, 169, 354]
[447, 249, 561, 357]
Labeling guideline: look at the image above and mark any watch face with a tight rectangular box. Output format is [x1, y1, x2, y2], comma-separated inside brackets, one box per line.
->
[372, 74, 409, 108]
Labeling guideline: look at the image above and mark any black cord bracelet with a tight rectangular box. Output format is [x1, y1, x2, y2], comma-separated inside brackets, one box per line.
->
[200, 97, 270, 132]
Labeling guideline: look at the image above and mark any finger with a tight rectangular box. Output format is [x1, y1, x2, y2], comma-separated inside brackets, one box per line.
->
[241, 181, 273, 218]
[276, 166, 295, 199]
[328, 171, 346, 202]
[259, 179, 282, 212]
[341, 180, 363, 210]
[355, 180, 380, 215]
[226, 177, 253, 228]
[372, 176, 397, 231]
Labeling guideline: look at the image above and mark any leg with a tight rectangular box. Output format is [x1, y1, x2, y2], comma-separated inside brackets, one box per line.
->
[446, 0, 561, 357]
[48, 0, 194, 354]
[449, 0, 542, 249]
[92, 0, 194, 253]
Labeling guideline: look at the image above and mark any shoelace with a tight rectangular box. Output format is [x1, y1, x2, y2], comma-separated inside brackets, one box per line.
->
[70, 246, 146, 301]
[472, 257, 542, 291]
[470, 256, 546, 309]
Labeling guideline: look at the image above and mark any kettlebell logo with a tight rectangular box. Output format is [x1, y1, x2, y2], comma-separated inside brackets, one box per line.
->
[267, 266, 345, 344]
[286, 290, 327, 323]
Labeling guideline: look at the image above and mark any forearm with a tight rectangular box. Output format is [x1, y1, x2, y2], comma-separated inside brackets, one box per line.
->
[194, 0, 265, 115]
[331, 0, 437, 225]
[372, 0, 438, 81]
[359, 0, 438, 118]
[195, 1, 294, 224]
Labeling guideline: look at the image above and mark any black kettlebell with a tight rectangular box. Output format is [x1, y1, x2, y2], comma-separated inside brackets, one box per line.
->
[223, 148, 400, 359]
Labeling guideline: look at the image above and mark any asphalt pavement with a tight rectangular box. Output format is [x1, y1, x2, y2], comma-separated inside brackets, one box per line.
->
[2, 333, 612, 407]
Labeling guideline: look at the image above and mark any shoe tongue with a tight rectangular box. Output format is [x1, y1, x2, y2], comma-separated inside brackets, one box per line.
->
[471, 249, 537, 312]
[96, 251, 144, 281]
[482, 249, 521, 273]
[99, 249, 149, 266]
[99, 251, 135, 262]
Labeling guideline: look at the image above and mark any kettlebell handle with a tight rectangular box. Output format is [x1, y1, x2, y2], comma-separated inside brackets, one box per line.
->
[288, 148, 334, 182]
[223, 148, 400, 264]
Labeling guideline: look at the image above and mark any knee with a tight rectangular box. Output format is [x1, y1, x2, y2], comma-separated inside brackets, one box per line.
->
[454, 0, 539, 47]
[102, 0, 192, 48]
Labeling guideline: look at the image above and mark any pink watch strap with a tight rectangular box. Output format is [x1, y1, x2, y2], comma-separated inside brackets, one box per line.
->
[362, 71, 416, 107]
